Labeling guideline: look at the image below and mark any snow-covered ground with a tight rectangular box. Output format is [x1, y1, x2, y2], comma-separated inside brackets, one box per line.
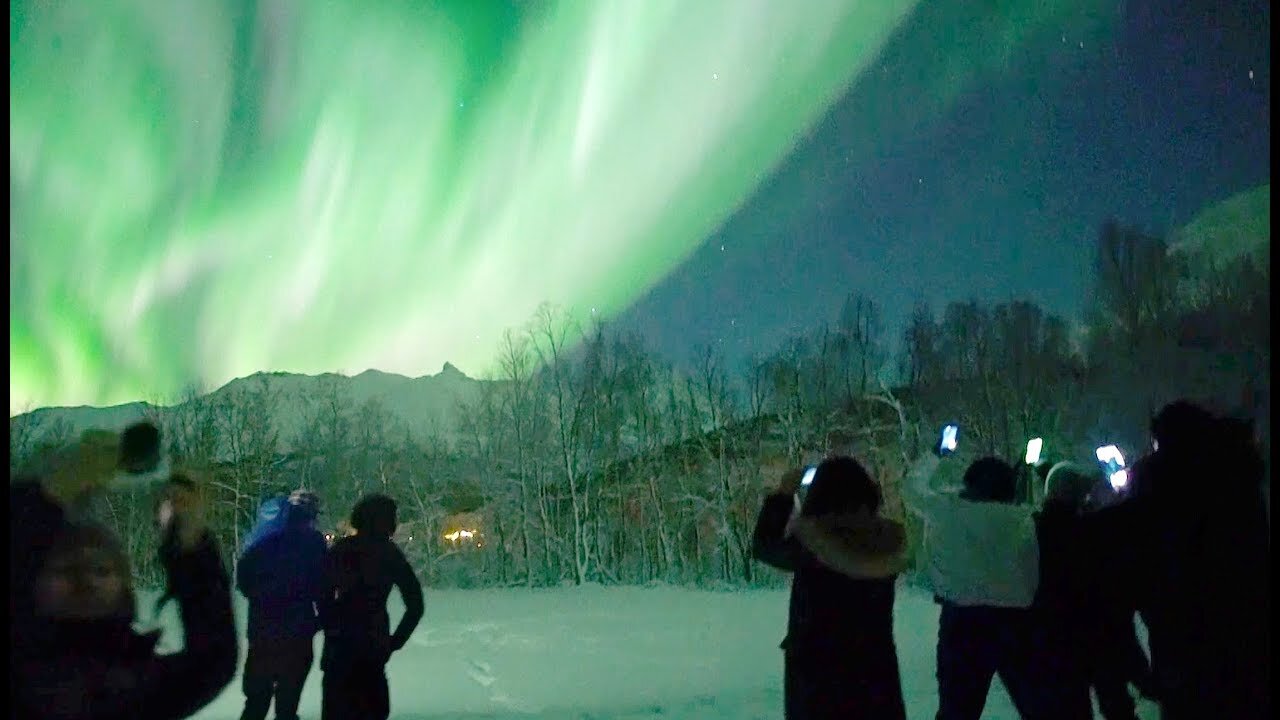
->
[151, 583, 1157, 719]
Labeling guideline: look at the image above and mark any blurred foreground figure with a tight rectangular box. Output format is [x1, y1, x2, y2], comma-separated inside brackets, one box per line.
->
[9, 425, 237, 720]
[1096, 401, 1271, 720]
[319, 494, 424, 720]
[753, 456, 909, 720]
[237, 491, 327, 720]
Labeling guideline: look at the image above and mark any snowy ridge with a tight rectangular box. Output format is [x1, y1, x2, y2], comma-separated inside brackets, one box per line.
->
[10, 363, 487, 450]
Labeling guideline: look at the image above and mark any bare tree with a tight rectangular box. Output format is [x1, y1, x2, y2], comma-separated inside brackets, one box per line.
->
[837, 293, 883, 402]
[212, 376, 281, 554]
[528, 304, 592, 585]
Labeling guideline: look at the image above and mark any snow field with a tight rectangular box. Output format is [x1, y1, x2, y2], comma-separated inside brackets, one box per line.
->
[141, 583, 1156, 719]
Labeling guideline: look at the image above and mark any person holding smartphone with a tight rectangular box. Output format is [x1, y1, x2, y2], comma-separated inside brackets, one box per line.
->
[9, 424, 238, 720]
[752, 455, 909, 720]
[902, 425, 1045, 720]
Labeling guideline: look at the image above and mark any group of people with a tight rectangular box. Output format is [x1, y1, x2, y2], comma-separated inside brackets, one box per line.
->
[236, 490, 423, 720]
[8, 421, 424, 720]
[8, 400, 1267, 720]
[754, 400, 1270, 720]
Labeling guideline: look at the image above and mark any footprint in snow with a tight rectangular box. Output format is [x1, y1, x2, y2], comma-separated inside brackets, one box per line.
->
[466, 659, 495, 687]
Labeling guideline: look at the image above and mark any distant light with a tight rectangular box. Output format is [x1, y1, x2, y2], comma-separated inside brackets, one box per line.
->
[1109, 469, 1129, 490]
[1249, 69, 1254, 80]
[941, 424, 958, 452]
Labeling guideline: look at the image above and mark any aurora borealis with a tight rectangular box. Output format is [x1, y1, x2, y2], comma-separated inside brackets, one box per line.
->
[10, 0, 1269, 415]
[10, 0, 919, 412]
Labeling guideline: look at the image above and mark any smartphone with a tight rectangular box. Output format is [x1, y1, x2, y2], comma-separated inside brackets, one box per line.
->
[801, 466, 818, 487]
[1094, 444, 1128, 490]
[939, 424, 959, 455]
[1094, 444, 1125, 467]
[1025, 437, 1043, 466]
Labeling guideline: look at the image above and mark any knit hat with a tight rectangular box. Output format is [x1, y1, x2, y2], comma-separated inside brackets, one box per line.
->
[1044, 462, 1098, 508]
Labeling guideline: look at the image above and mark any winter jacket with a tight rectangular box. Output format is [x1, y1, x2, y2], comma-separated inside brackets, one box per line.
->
[9, 482, 238, 720]
[237, 522, 328, 644]
[1034, 500, 1153, 701]
[319, 534, 424, 670]
[902, 455, 1040, 608]
[1032, 501, 1094, 634]
[752, 492, 907, 720]
[1096, 449, 1270, 719]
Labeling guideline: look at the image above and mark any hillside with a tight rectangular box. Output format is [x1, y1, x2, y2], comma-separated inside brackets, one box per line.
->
[10, 363, 488, 451]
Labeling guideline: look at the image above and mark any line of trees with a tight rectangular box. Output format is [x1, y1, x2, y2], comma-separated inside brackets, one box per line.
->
[9, 221, 1268, 590]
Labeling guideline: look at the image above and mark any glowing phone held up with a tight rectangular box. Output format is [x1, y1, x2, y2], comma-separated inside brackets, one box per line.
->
[1095, 444, 1128, 490]
[801, 466, 818, 488]
[1025, 437, 1044, 466]
[936, 424, 959, 457]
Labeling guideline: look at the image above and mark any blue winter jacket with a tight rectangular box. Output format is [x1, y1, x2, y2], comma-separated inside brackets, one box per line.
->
[236, 512, 327, 644]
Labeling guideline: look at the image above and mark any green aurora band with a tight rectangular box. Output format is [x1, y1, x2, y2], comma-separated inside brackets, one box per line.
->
[10, 0, 1112, 413]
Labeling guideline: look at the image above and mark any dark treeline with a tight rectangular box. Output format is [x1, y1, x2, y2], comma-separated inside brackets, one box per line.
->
[10, 222, 1269, 590]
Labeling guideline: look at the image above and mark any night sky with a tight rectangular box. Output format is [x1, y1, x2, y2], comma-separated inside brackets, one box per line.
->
[8, 0, 1270, 411]
[617, 0, 1271, 374]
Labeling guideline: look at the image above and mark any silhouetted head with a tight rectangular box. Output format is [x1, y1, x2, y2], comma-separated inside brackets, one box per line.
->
[33, 522, 134, 621]
[1043, 462, 1098, 509]
[961, 457, 1018, 504]
[350, 494, 398, 538]
[801, 456, 882, 517]
[1150, 400, 1215, 453]
[287, 489, 320, 527]
[119, 421, 162, 474]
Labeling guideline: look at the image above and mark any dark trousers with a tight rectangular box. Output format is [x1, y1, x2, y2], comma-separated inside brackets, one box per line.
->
[783, 648, 907, 720]
[241, 637, 315, 720]
[935, 603, 1047, 720]
[321, 664, 390, 720]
